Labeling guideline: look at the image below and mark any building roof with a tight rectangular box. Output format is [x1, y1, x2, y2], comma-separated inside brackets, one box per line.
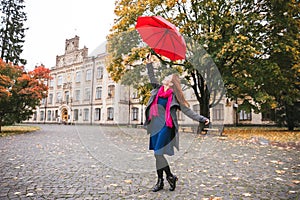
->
[89, 41, 107, 57]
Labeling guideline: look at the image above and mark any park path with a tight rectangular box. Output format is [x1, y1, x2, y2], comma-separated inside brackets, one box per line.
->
[0, 124, 299, 199]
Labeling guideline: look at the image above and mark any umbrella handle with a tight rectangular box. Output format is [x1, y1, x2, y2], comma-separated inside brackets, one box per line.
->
[150, 48, 186, 68]
[146, 52, 151, 61]
[149, 49, 162, 61]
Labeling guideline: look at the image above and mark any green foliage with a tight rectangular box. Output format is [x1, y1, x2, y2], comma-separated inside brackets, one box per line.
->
[108, 0, 300, 128]
[261, 0, 300, 130]
[0, 0, 28, 65]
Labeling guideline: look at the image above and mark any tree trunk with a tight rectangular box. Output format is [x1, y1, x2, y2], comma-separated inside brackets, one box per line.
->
[190, 70, 211, 134]
[286, 104, 295, 131]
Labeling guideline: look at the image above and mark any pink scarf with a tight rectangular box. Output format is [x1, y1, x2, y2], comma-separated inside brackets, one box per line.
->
[149, 86, 173, 128]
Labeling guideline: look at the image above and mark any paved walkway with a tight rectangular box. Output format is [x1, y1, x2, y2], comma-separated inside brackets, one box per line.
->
[0, 124, 299, 199]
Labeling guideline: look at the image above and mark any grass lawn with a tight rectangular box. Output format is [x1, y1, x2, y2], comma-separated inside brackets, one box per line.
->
[0, 125, 40, 137]
[223, 126, 300, 143]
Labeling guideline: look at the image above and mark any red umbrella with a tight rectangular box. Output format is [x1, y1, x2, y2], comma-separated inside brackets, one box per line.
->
[135, 16, 186, 61]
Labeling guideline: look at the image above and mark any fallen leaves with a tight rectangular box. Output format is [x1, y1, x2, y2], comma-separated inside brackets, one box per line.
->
[270, 160, 284, 165]
[202, 197, 223, 200]
[292, 180, 300, 184]
[223, 127, 300, 143]
[0, 125, 40, 137]
[242, 193, 251, 197]
[274, 177, 285, 181]
[275, 170, 286, 174]
[124, 179, 132, 184]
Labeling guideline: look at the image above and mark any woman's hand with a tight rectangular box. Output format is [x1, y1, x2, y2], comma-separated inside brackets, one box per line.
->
[204, 119, 210, 125]
[146, 52, 152, 63]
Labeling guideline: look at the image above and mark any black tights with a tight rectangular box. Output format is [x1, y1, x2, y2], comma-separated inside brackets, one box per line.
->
[155, 154, 172, 178]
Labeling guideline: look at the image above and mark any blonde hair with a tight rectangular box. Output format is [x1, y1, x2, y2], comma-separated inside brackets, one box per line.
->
[171, 74, 190, 107]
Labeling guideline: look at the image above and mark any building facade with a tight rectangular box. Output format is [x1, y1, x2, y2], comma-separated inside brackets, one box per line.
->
[27, 36, 275, 127]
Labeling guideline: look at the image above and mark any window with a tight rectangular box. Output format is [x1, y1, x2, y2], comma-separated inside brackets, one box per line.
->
[86, 69, 92, 81]
[96, 67, 103, 79]
[47, 110, 51, 121]
[56, 92, 62, 103]
[95, 108, 101, 121]
[83, 109, 89, 121]
[108, 85, 115, 98]
[239, 110, 252, 121]
[107, 107, 114, 120]
[96, 86, 102, 99]
[132, 107, 138, 120]
[55, 110, 58, 120]
[33, 112, 37, 121]
[75, 71, 81, 82]
[132, 90, 139, 99]
[48, 93, 53, 104]
[85, 88, 91, 100]
[57, 75, 63, 86]
[65, 91, 70, 103]
[41, 98, 46, 105]
[75, 90, 80, 101]
[52, 111, 56, 121]
[212, 104, 224, 121]
[40, 111, 44, 121]
[50, 79, 54, 87]
[74, 109, 79, 121]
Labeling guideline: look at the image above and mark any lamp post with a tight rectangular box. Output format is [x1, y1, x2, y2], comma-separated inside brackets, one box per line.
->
[44, 96, 47, 124]
[128, 85, 131, 125]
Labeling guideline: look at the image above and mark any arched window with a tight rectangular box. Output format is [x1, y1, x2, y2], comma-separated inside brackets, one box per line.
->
[107, 107, 114, 120]
[83, 109, 89, 121]
[212, 104, 224, 121]
[96, 86, 102, 99]
[95, 108, 101, 121]
[108, 85, 115, 98]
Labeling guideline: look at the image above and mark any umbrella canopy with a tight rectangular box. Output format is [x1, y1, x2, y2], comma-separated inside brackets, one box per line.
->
[135, 16, 186, 61]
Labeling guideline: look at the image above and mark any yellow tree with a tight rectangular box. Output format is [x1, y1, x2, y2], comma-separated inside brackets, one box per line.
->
[107, 0, 285, 128]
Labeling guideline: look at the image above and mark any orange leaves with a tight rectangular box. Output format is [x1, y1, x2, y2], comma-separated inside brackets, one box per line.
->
[29, 66, 52, 80]
[223, 127, 300, 143]
[0, 59, 50, 108]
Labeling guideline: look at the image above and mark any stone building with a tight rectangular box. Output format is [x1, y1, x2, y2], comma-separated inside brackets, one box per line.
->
[28, 36, 275, 127]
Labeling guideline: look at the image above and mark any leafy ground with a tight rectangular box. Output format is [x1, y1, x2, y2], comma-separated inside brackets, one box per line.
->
[223, 127, 300, 142]
[0, 125, 40, 137]
[222, 126, 300, 151]
[1, 125, 299, 148]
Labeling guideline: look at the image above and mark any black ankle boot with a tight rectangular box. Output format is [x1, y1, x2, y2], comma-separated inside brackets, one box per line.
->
[166, 175, 178, 191]
[152, 178, 164, 192]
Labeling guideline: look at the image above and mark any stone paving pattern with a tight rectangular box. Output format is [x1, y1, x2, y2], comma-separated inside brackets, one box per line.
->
[0, 124, 299, 200]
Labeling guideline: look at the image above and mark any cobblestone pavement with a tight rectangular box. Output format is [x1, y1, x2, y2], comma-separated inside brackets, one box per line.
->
[0, 124, 299, 200]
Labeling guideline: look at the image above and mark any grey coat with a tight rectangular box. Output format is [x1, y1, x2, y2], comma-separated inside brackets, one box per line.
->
[144, 63, 208, 151]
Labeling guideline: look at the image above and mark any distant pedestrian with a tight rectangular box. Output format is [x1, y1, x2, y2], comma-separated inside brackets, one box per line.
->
[144, 54, 210, 192]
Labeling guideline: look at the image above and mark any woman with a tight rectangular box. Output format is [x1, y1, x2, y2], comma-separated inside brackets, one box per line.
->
[144, 55, 210, 192]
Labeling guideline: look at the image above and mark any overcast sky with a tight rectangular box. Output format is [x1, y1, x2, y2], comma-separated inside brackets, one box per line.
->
[22, 0, 115, 71]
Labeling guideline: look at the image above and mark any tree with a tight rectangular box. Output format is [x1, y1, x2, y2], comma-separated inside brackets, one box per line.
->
[0, 0, 28, 65]
[261, 0, 300, 130]
[108, 1, 262, 120]
[107, 0, 299, 129]
[0, 59, 51, 132]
